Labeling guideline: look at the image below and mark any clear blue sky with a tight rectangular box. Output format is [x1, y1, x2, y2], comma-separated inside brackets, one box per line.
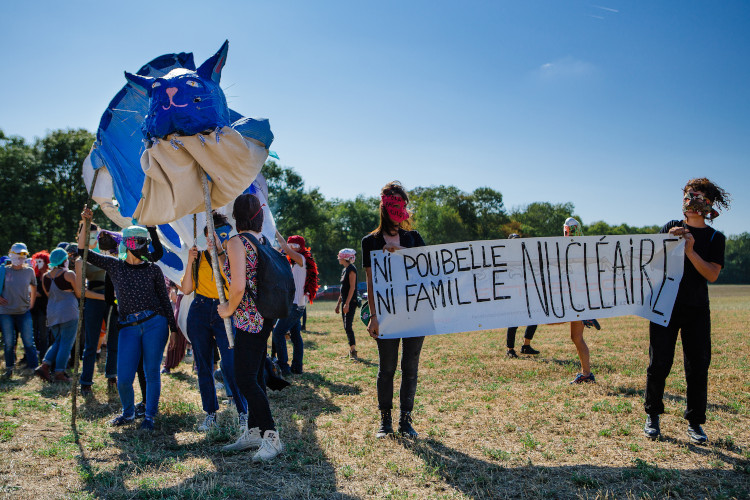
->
[2, 1, 748, 235]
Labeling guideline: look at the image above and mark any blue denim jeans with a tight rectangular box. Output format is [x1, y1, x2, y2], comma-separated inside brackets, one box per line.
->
[116, 311, 168, 419]
[80, 298, 108, 387]
[186, 294, 247, 415]
[272, 304, 305, 373]
[44, 319, 78, 373]
[1, 311, 38, 369]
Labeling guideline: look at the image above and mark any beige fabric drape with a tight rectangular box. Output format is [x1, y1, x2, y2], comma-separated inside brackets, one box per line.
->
[132, 127, 266, 225]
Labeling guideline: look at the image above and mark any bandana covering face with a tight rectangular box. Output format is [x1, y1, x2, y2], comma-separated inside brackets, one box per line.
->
[9, 254, 26, 267]
[382, 195, 409, 223]
[215, 224, 232, 245]
[683, 192, 719, 220]
[563, 218, 583, 237]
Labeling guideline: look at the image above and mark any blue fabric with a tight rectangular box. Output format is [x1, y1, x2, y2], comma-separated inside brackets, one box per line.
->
[116, 312, 168, 419]
[80, 298, 108, 386]
[272, 305, 305, 373]
[1, 312, 37, 369]
[44, 319, 78, 373]
[186, 294, 247, 415]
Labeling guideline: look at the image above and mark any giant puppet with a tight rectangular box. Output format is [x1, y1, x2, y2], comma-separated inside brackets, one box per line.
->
[82, 40, 274, 344]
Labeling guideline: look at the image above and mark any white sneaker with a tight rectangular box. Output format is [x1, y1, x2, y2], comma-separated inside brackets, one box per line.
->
[222, 427, 262, 452]
[238, 412, 248, 430]
[198, 412, 217, 432]
[252, 430, 283, 462]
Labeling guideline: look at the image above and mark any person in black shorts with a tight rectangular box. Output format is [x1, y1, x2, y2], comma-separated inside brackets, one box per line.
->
[643, 178, 730, 444]
[362, 181, 426, 438]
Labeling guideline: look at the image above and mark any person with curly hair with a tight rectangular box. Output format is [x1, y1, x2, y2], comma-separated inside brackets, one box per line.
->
[272, 232, 319, 375]
[30, 251, 51, 358]
[643, 178, 730, 444]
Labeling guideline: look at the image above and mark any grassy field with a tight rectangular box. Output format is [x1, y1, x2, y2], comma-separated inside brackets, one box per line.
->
[1, 285, 749, 499]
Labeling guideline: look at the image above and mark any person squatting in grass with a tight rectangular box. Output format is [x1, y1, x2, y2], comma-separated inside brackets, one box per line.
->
[180, 211, 248, 433]
[271, 231, 319, 375]
[362, 181, 426, 439]
[34, 248, 81, 383]
[218, 193, 283, 461]
[1, 242, 38, 378]
[335, 248, 359, 359]
[78, 206, 178, 431]
[643, 177, 730, 444]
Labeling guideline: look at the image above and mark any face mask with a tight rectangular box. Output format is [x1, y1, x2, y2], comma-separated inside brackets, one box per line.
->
[382, 195, 409, 223]
[35, 259, 46, 270]
[215, 224, 232, 245]
[89, 231, 99, 247]
[9, 254, 26, 266]
[289, 243, 301, 251]
[129, 247, 151, 261]
[683, 192, 719, 219]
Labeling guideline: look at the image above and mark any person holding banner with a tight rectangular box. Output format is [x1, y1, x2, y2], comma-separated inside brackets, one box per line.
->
[643, 178, 730, 444]
[78, 207, 178, 431]
[335, 248, 359, 359]
[362, 181, 426, 438]
[563, 218, 595, 385]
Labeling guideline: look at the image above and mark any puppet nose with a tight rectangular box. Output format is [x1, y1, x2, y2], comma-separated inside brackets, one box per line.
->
[166, 87, 178, 99]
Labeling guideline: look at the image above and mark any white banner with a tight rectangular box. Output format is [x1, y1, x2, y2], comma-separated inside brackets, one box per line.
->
[371, 234, 684, 339]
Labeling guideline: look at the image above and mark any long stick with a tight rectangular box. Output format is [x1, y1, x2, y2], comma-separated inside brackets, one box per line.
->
[200, 169, 235, 348]
[72, 167, 100, 428]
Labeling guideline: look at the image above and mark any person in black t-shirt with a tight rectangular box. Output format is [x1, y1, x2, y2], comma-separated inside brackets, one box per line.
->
[362, 181, 426, 439]
[643, 177, 730, 444]
[335, 248, 359, 359]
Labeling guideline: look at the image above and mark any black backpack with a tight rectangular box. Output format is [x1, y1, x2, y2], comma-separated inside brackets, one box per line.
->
[237, 233, 295, 320]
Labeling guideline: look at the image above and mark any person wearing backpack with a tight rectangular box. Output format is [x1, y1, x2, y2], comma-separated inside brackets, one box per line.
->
[218, 193, 283, 461]
[180, 212, 248, 433]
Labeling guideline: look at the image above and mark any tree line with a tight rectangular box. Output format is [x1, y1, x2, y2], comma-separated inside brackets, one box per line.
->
[2, 128, 748, 285]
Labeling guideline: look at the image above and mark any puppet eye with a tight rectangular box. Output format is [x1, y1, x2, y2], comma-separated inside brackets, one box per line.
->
[152, 81, 161, 89]
[193, 97, 202, 103]
[186, 80, 200, 88]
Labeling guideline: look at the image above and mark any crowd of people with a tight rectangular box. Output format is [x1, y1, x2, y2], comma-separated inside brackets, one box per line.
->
[0, 177, 731, 459]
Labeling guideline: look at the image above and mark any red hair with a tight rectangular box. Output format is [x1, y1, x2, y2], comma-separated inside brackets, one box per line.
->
[31, 251, 50, 279]
[287, 235, 319, 303]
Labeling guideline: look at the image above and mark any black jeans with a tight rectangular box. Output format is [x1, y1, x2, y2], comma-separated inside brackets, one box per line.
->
[506, 325, 537, 349]
[341, 306, 357, 347]
[376, 336, 425, 412]
[645, 303, 711, 424]
[234, 321, 275, 432]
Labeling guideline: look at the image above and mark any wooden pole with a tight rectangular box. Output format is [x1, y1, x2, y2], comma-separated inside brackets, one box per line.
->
[71, 167, 100, 428]
[200, 170, 235, 348]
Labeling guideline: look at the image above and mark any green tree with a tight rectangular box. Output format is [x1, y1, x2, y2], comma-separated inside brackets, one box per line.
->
[510, 202, 577, 237]
[0, 131, 42, 251]
[716, 232, 750, 284]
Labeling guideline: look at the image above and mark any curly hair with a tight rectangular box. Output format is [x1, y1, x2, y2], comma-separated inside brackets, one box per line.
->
[684, 178, 731, 212]
[287, 235, 319, 303]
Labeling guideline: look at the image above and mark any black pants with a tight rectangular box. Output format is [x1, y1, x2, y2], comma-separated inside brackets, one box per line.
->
[234, 321, 275, 432]
[645, 303, 711, 424]
[506, 325, 537, 349]
[341, 305, 357, 346]
[376, 336, 425, 412]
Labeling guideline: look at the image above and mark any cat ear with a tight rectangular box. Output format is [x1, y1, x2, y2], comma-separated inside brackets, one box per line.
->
[124, 72, 155, 97]
[197, 40, 229, 84]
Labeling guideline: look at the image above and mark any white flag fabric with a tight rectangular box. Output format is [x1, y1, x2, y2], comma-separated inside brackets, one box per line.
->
[370, 234, 684, 339]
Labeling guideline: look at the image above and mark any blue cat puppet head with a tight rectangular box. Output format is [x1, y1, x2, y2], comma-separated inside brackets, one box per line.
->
[124, 41, 230, 140]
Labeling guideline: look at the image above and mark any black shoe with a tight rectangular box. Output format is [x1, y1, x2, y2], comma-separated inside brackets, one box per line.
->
[506, 349, 518, 359]
[140, 417, 155, 431]
[110, 414, 135, 426]
[520, 345, 540, 355]
[134, 402, 146, 419]
[80, 386, 93, 398]
[644, 414, 660, 439]
[2, 368, 12, 380]
[398, 411, 418, 438]
[291, 367, 303, 375]
[376, 410, 394, 439]
[687, 423, 707, 444]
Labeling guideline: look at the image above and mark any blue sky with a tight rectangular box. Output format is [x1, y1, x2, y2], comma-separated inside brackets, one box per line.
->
[2, 1, 748, 235]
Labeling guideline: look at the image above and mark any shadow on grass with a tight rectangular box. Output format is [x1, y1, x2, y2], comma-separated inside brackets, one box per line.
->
[401, 436, 750, 499]
[71, 368, 362, 499]
[608, 384, 744, 414]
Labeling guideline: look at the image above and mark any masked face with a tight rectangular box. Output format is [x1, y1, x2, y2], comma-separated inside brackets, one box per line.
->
[9, 253, 26, 267]
[288, 242, 301, 251]
[88, 231, 99, 247]
[683, 190, 719, 219]
[382, 195, 409, 223]
[124, 236, 151, 261]
[215, 224, 232, 245]
[34, 258, 46, 270]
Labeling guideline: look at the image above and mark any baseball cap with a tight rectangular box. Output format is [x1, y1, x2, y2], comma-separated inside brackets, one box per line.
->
[10, 243, 29, 255]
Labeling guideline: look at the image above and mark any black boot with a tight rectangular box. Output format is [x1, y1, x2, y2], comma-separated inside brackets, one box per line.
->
[376, 410, 393, 438]
[398, 411, 418, 438]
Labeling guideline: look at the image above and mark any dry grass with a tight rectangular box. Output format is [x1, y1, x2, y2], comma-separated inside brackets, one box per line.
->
[1, 285, 749, 499]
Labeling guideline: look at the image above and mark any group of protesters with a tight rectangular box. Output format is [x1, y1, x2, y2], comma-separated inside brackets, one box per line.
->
[0, 176, 732, 459]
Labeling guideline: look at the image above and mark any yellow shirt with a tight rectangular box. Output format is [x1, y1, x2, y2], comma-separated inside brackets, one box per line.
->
[195, 252, 229, 299]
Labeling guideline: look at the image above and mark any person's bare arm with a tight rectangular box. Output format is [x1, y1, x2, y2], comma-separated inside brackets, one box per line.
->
[275, 230, 304, 266]
[218, 237, 249, 318]
[365, 267, 378, 339]
[180, 246, 199, 294]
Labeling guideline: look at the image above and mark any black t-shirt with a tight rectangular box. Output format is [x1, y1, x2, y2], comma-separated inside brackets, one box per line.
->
[660, 220, 725, 307]
[361, 229, 426, 268]
[340, 264, 358, 306]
